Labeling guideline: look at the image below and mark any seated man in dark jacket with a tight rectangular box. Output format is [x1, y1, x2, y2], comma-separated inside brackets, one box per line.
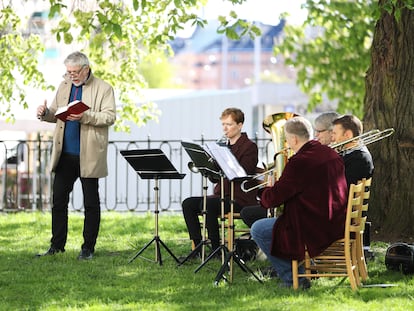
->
[181, 108, 259, 257]
[251, 116, 348, 288]
[332, 114, 374, 254]
[331, 114, 374, 187]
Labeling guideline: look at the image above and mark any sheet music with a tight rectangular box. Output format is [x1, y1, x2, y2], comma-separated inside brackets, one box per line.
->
[204, 142, 247, 181]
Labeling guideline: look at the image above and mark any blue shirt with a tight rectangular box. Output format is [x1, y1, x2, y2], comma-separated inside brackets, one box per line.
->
[62, 84, 82, 155]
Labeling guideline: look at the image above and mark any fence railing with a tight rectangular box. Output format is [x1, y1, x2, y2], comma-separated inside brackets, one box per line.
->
[0, 136, 274, 212]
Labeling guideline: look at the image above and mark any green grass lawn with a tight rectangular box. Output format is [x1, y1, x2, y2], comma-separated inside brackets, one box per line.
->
[0, 211, 413, 311]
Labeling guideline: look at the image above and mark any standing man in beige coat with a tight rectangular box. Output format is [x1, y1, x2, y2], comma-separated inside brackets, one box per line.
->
[36, 51, 116, 260]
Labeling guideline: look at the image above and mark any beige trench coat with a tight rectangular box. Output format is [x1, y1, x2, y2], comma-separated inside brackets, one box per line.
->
[40, 72, 116, 178]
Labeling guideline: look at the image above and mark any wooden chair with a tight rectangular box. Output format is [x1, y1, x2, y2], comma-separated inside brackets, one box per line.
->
[355, 177, 373, 282]
[224, 212, 250, 248]
[291, 180, 365, 290]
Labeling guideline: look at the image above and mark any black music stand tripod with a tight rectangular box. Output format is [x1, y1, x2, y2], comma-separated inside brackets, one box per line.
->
[179, 141, 221, 266]
[120, 149, 185, 265]
[213, 180, 263, 284]
[199, 142, 263, 284]
[194, 174, 228, 273]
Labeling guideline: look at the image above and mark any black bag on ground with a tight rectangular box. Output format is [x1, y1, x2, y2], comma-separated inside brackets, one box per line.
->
[385, 242, 414, 274]
[235, 233, 259, 262]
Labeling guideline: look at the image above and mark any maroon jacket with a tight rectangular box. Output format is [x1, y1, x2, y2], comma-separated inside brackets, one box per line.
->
[213, 133, 259, 206]
[260, 140, 348, 261]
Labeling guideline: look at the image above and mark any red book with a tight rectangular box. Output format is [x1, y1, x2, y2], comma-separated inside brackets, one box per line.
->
[55, 100, 90, 121]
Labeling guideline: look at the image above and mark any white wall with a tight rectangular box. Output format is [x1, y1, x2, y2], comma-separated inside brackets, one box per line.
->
[110, 88, 256, 142]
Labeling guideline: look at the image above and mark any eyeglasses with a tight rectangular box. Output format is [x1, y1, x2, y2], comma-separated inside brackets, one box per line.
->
[314, 129, 329, 134]
[63, 65, 86, 78]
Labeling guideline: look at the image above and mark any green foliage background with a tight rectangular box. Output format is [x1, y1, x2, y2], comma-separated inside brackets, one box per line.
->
[0, 0, 260, 131]
[275, 0, 377, 118]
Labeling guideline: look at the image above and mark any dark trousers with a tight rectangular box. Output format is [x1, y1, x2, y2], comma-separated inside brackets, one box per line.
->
[51, 153, 100, 252]
[182, 196, 242, 250]
[240, 205, 268, 227]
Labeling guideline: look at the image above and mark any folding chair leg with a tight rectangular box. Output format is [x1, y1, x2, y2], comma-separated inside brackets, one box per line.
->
[292, 260, 299, 290]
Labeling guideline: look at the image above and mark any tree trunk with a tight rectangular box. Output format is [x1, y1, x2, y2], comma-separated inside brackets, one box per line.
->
[364, 1, 414, 240]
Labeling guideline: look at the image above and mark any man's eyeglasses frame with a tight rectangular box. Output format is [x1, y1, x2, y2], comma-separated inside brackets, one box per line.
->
[64, 65, 87, 78]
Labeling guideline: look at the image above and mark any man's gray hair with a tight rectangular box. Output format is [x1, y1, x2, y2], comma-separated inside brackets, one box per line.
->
[314, 111, 339, 131]
[64, 51, 90, 67]
[285, 116, 313, 141]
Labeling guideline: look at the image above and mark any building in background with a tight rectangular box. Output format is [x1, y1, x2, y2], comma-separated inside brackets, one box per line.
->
[170, 19, 296, 90]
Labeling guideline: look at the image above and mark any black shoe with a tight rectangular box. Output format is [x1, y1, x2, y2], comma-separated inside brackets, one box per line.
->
[78, 249, 93, 260]
[279, 278, 311, 290]
[261, 266, 278, 278]
[36, 247, 64, 257]
[299, 278, 311, 290]
[364, 249, 375, 261]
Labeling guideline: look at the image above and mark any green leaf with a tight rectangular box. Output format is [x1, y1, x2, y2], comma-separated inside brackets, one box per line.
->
[133, 0, 139, 11]
[63, 32, 73, 44]
[112, 23, 122, 39]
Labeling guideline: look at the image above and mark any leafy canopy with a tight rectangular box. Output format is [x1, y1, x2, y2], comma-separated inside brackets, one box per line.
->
[275, 0, 377, 118]
[0, 6, 52, 123]
[1, 0, 260, 131]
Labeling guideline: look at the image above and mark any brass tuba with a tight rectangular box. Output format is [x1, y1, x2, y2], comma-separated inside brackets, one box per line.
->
[263, 112, 299, 179]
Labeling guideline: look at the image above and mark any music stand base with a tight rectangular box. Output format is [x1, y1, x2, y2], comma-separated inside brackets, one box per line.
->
[194, 245, 226, 273]
[214, 250, 263, 285]
[178, 240, 211, 266]
[128, 235, 179, 265]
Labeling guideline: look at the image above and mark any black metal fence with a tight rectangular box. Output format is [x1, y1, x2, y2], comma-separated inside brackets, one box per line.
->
[0, 136, 273, 212]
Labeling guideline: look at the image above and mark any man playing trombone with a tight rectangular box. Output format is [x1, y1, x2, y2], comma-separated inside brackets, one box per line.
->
[331, 114, 374, 186]
[250, 116, 348, 289]
[331, 114, 375, 257]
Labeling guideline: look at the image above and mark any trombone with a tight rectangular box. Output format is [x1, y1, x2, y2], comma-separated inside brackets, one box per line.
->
[240, 148, 289, 193]
[330, 128, 395, 153]
[241, 127, 395, 193]
[240, 167, 276, 193]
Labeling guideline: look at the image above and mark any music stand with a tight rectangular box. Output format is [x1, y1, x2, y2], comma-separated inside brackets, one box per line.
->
[120, 149, 185, 265]
[202, 142, 263, 284]
[194, 173, 228, 274]
[179, 142, 221, 265]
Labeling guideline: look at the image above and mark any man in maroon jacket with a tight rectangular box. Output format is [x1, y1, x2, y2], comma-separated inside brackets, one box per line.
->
[251, 116, 348, 289]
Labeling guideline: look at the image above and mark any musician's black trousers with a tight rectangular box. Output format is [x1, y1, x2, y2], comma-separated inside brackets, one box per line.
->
[240, 205, 268, 227]
[182, 196, 242, 250]
[50, 153, 101, 253]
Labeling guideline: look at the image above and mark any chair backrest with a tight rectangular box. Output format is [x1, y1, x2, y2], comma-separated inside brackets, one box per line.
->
[291, 180, 366, 290]
[357, 177, 372, 232]
[360, 177, 372, 213]
[344, 181, 365, 237]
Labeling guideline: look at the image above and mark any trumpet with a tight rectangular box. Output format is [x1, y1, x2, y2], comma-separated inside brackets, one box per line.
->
[330, 128, 395, 152]
[216, 135, 229, 146]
